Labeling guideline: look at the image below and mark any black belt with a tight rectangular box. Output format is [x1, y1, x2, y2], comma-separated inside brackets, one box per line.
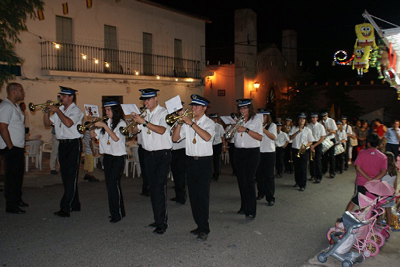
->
[188, 156, 212, 161]
[58, 138, 81, 143]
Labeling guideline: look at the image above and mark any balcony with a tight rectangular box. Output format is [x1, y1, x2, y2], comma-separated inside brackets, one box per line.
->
[40, 41, 203, 79]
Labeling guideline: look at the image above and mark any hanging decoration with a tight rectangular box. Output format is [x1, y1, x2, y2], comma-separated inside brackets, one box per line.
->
[86, 0, 93, 8]
[333, 50, 354, 65]
[352, 23, 378, 77]
[62, 3, 69, 15]
[352, 45, 371, 76]
[37, 9, 45, 20]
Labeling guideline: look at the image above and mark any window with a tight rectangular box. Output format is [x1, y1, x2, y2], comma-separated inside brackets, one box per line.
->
[104, 25, 120, 73]
[143, 32, 153, 75]
[174, 39, 185, 77]
[56, 16, 74, 70]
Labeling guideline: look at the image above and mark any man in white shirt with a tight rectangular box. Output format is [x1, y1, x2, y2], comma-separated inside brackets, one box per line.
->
[341, 116, 353, 170]
[209, 113, 226, 181]
[44, 86, 84, 217]
[383, 120, 400, 160]
[275, 122, 289, 178]
[131, 88, 172, 235]
[0, 83, 27, 214]
[172, 94, 215, 241]
[307, 113, 326, 184]
[320, 111, 338, 178]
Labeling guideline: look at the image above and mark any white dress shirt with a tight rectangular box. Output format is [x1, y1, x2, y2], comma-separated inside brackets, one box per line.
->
[321, 117, 338, 140]
[275, 131, 289, 147]
[213, 122, 225, 145]
[172, 137, 186, 150]
[289, 126, 315, 149]
[307, 122, 326, 142]
[260, 123, 277, 153]
[336, 129, 347, 144]
[180, 114, 215, 157]
[95, 119, 127, 156]
[234, 116, 263, 148]
[385, 127, 400, 145]
[137, 105, 172, 151]
[50, 102, 84, 139]
[343, 123, 353, 139]
[0, 98, 25, 149]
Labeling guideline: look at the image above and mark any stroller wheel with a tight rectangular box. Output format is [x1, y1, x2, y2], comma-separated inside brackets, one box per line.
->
[317, 253, 327, 263]
[372, 232, 385, 247]
[364, 240, 379, 257]
[342, 260, 353, 267]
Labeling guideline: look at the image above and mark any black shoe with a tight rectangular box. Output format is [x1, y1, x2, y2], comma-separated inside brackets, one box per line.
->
[83, 174, 90, 180]
[6, 207, 26, 214]
[50, 170, 58, 175]
[344, 168, 348, 171]
[170, 197, 176, 202]
[196, 232, 208, 241]
[246, 215, 255, 220]
[140, 192, 150, 197]
[237, 209, 245, 214]
[54, 210, 70, 217]
[18, 200, 29, 207]
[110, 218, 122, 223]
[148, 222, 157, 227]
[308, 176, 315, 181]
[267, 201, 275, 207]
[276, 174, 282, 178]
[293, 183, 298, 188]
[71, 207, 81, 212]
[153, 227, 166, 235]
[256, 194, 264, 200]
[313, 179, 321, 184]
[190, 228, 200, 235]
[87, 175, 99, 182]
[299, 187, 305, 192]
[329, 174, 335, 178]
[176, 200, 185, 205]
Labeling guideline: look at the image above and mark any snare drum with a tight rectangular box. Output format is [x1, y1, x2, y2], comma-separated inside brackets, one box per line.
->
[334, 144, 345, 156]
[321, 139, 334, 154]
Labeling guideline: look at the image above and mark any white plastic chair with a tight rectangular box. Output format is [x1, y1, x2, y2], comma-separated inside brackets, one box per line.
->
[223, 152, 229, 164]
[130, 145, 141, 178]
[25, 139, 44, 172]
[124, 145, 135, 177]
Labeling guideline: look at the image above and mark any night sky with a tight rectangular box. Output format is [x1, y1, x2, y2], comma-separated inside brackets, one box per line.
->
[152, 0, 400, 80]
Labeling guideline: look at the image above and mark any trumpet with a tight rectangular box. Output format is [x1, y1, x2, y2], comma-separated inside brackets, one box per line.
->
[28, 101, 61, 112]
[165, 109, 193, 128]
[310, 149, 315, 161]
[119, 106, 147, 136]
[224, 114, 244, 140]
[77, 115, 108, 134]
[296, 144, 308, 158]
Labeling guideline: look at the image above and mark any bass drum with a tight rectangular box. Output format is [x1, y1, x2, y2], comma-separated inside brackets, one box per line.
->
[321, 139, 334, 154]
[334, 144, 345, 156]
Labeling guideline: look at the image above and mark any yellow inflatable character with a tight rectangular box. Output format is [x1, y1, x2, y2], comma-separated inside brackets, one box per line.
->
[355, 23, 376, 47]
[352, 45, 371, 76]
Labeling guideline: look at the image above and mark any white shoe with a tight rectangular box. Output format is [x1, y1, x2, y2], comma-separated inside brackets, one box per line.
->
[348, 161, 352, 165]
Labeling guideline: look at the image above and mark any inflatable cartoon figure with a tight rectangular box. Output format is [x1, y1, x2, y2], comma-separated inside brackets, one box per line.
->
[352, 45, 371, 77]
[355, 23, 376, 47]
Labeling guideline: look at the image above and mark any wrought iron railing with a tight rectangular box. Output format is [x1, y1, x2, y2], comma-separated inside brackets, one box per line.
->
[40, 41, 202, 79]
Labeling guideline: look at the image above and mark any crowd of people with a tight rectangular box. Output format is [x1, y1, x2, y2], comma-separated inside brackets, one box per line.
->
[1, 82, 399, 241]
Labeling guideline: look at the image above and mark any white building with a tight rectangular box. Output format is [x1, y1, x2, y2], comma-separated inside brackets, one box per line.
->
[1, 0, 208, 141]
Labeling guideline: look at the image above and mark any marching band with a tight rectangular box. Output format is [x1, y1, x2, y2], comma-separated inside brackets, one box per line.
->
[6, 85, 361, 240]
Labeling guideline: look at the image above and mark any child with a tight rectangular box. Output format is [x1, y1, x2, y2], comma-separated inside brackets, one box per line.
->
[275, 122, 289, 178]
[381, 151, 398, 226]
[83, 121, 99, 182]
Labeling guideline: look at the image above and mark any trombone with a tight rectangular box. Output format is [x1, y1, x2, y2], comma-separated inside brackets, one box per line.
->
[119, 106, 147, 136]
[28, 101, 61, 112]
[77, 115, 108, 134]
[165, 109, 193, 128]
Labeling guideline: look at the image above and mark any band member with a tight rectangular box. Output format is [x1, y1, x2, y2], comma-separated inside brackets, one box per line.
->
[383, 120, 400, 160]
[233, 99, 262, 219]
[255, 109, 276, 206]
[172, 94, 214, 241]
[44, 86, 84, 217]
[283, 118, 293, 174]
[0, 83, 28, 214]
[90, 100, 126, 223]
[289, 113, 315, 191]
[275, 122, 289, 178]
[307, 113, 326, 184]
[130, 88, 172, 235]
[341, 116, 353, 170]
[335, 121, 347, 174]
[209, 113, 226, 181]
[170, 108, 187, 205]
[225, 113, 237, 175]
[320, 111, 337, 178]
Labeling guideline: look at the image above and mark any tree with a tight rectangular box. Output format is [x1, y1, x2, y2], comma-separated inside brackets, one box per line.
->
[0, 0, 44, 88]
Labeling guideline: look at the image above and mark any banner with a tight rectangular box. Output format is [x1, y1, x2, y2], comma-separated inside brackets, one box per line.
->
[37, 9, 45, 20]
[86, 0, 92, 8]
[62, 3, 69, 14]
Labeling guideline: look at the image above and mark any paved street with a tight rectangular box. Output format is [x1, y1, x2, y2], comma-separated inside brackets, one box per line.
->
[1, 156, 399, 266]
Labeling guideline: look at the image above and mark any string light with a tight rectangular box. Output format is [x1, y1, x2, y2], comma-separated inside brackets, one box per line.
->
[81, 53, 87, 60]
[104, 62, 110, 68]
[333, 50, 354, 65]
[52, 42, 61, 49]
[94, 58, 99, 64]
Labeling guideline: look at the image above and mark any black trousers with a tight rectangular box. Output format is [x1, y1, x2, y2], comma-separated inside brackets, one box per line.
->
[386, 143, 400, 160]
[228, 144, 236, 175]
[138, 145, 149, 194]
[58, 139, 82, 213]
[322, 138, 336, 176]
[1, 147, 24, 209]
[344, 139, 350, 169]
[234, 147, 259, 217]
[103, 154, 125, 220]
[309, 143, 323, 180]
[212, 143, 222, 180]
[144, 149, 171, 230]
[284, 143, 293, 172]
[171, 148, 187, 203]
[186, 156, 212, 234]
[292, 148, 309, 188]
[335, 150, 344, 173]
[256, 152, 275, 202]
[275, 147, 284, 175]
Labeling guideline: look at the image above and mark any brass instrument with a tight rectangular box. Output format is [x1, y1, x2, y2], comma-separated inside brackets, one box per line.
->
[77, 115, 108, 134]
[296, 144, 308, 158]
[28, 101, 61, 112]
[224, 114, 245, 140]
[119, 106, 147, 136]
[165, 109, 193, 128]
[310, 149, 315, 161]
